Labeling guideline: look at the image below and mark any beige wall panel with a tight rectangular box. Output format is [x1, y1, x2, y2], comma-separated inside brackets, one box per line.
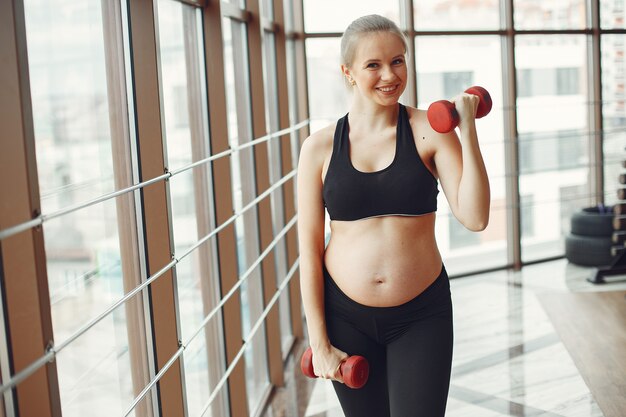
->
[127, 0, 186, 415]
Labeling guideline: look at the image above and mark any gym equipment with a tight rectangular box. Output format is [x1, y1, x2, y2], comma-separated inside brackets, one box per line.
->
[613, 231, 626, 244]
[588, 154, 626, 283]
[427, 86, 492, 133]
[614, 203, 626, 215]
[570, 206, 615, 237]
[566, 205, 618, 268]
[565, 233, 615, 267]
[300, 347, 369, 389]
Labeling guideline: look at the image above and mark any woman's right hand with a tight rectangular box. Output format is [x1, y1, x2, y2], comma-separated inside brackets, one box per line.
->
[312, 344, 349, 383]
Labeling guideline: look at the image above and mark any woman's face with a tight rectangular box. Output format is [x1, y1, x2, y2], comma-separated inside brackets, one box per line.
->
[345, 32, 407, 106]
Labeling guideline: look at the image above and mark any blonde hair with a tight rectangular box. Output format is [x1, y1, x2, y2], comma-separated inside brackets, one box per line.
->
[340, 14, 408, 69]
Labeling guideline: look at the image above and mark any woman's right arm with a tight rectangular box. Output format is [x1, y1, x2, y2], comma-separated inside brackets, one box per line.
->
[297, 132, 347, 381]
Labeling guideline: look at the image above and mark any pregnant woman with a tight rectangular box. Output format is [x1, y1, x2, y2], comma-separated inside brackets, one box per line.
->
[297, 14, 490, 417]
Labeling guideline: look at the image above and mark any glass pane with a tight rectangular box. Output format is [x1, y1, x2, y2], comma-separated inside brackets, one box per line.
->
[223, 17, 270, 415]
[225, 0, 246, 9]
[27, 4, 115, 212]
[306, 38, 351, 133]
[602, 34, 626, 207]
[601, 0, 626, 29]
[416, 36, 507, 275]
[158, 2, 192, 172]
[182, 341, 211, 416]
[262, 0, 274, 20]
[515, 35, 589, 262]
[157, 0, 203, 251]
[303, 0, 400, 33]
[45, 200, 150, 416]
[286, 37, 301, 181]
[24, 1, 152, 415]
[176, 253, 222, 417]
[514, 0, 586, 30]
[283, 0, 295, 33]
[263, 32, 278, 133]
[415, 0, 501, 31]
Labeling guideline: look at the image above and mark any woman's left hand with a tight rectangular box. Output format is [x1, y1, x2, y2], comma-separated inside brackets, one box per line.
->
[451, 92, 480, 129]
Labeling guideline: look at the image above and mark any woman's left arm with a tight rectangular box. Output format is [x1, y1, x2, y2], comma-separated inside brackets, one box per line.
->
[431, 93, 491, 231]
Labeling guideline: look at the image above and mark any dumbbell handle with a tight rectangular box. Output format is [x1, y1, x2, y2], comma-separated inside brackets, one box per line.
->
[427, 86, 493, 134]
[300, 347, 369, 389]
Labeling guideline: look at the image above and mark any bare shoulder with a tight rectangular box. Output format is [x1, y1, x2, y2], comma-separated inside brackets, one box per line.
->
[299, 122, 335, 168]
[404, 105, 439, 141]
[404, 105, 427, 126]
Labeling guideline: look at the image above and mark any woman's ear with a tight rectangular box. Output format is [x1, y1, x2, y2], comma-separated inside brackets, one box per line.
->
[340, 64, 350, 78]
[341, 64, 355, 86]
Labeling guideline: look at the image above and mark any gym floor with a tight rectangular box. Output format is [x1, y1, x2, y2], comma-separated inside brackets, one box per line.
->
[263, 258, 626, 417]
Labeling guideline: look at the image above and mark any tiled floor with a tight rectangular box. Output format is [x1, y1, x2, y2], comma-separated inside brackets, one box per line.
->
[263, 259, 626, 417]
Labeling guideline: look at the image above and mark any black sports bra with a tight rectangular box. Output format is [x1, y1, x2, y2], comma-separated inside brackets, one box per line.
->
[322, 104, 439, 221]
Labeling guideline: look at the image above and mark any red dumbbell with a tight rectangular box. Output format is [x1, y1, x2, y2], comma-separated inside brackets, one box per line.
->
[427, 86, 493, 133]
[300, 347, 369, 389]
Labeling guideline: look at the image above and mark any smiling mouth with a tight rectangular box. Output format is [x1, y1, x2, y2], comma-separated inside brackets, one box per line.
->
[376, 85, 399, 93]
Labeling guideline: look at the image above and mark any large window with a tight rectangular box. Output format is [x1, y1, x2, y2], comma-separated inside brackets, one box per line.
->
[4, 0, 302, 415]
[516, 34, 589, 262]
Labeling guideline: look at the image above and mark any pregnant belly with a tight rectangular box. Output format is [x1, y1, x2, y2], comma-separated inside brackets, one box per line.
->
[323, 224, 443, 307]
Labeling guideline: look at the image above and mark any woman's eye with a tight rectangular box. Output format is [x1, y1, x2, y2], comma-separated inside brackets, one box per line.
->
[367, 63, 379, 68]
[393, 59, 405, 65]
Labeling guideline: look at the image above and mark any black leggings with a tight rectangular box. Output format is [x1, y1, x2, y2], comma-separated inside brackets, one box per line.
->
[323, 264, 453, 417]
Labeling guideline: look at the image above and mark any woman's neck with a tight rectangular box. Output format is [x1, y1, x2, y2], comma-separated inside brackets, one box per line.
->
[348, 98, 399, 131]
